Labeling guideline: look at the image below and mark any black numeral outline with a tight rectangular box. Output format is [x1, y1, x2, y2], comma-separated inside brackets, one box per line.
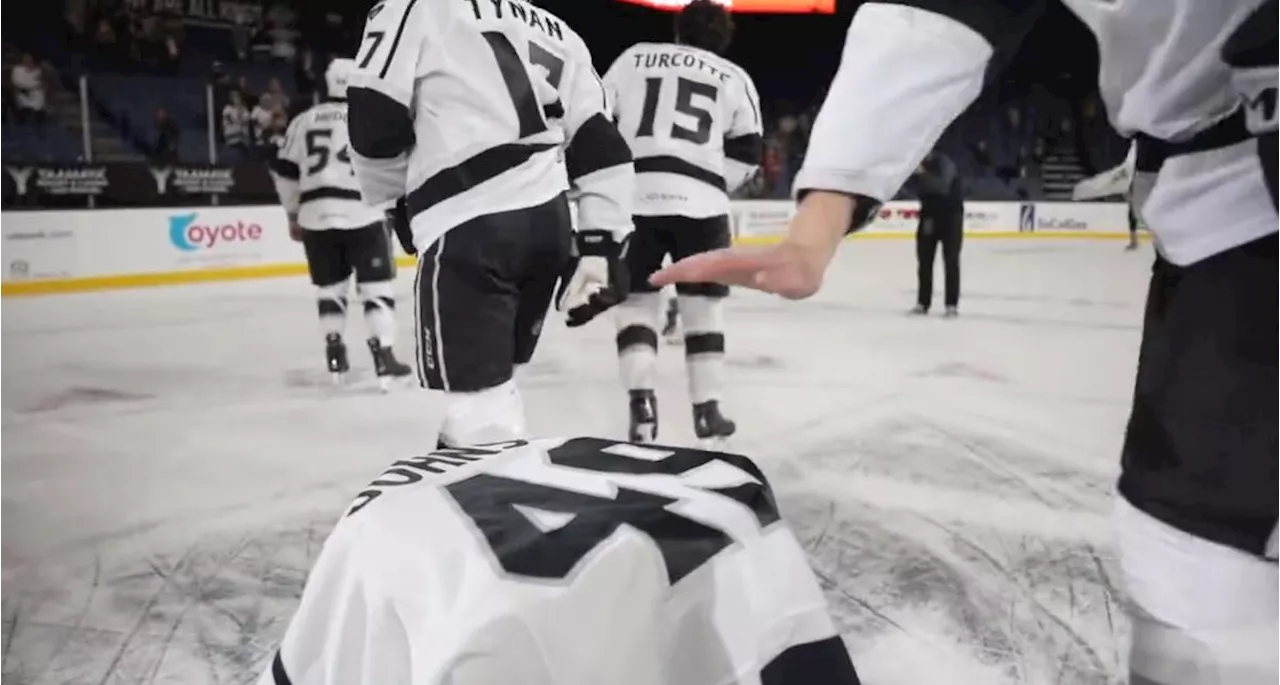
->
[304, 128, 353, 176]
[357, 30, 386, 69]
[635, 76, 718, 145]
[481, 32, 567, 139]
[445, 438, 780, 585]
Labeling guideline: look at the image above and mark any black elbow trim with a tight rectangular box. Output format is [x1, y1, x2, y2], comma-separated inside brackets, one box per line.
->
[794, 190, 882, 235]
[567, 113, 633, 180]
[724, 133, 763, 166]
[272, 158, 300, 181]
[348, 86, 415, 159]
[875, 0, 1043, 58]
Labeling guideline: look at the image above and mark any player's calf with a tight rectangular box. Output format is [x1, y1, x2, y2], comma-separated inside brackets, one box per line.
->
[680, 292, 735, 446]
[615, 292, 665, 442]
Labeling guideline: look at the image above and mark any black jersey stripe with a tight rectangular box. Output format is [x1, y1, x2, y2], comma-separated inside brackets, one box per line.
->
[406, 143, 557, 219]
[634, 155, 726, 191]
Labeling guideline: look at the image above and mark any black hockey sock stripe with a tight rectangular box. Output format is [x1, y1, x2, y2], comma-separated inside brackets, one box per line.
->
[761, 635, 862, 685]
[684, 332, 725, 356]
[318, 297, 347, 317]
[363, 296, 395, 312]
[270, 650, 294, 685]
[616, 325, 658, 353]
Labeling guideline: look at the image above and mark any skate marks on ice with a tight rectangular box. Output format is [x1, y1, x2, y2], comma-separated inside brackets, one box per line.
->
[773, 411, 1128, 685]
[1, 522, 330, 685]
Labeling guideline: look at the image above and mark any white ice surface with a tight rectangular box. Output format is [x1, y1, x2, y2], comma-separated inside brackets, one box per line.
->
[2, 239, 1152, 684]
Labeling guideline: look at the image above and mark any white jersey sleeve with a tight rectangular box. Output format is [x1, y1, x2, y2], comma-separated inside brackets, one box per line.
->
[261, 438, 860, 685]
[604, 43, 763, 218]
[560, 34, 635, 242]
[346, 0, 427, 208]
[273, 102, 386, 231]
[794, 0, 1040, 227]
[722, 65, 763, 192]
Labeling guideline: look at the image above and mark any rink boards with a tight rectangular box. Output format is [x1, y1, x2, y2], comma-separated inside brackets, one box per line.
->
[0, 200, 1131, 295]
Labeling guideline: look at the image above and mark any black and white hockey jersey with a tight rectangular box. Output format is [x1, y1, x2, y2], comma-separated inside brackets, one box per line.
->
[260, 438, 860, 685]
[347, 0, 635, 254]
[604, 42, 763, 218]
[272, 100, 385, 231]
[796, 0, 1277, 266]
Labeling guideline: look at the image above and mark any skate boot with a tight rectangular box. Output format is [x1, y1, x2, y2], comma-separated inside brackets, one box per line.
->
[367, 338, 413, 391]
[661, 299, 681, 345]
[908, 304, 928, 316]
[628, 389, 659, 443]
[325, 333, 349, 383]
[943, 306, 959, 318]
[693, 400, 736, 448]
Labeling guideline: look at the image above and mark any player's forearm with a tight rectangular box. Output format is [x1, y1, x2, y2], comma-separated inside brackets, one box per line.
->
[565, 113, 635, 241]
[794, 0, 1039, 207]
[270, 173, 301, 215]
[572, 166, 635, 242]
[351, 154, 409, 206]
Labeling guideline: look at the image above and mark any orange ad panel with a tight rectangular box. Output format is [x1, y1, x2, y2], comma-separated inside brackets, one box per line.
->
[617, 0, 836, 14]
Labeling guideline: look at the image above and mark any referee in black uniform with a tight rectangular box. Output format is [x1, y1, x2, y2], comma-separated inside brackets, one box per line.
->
[907, 149, 964, 317]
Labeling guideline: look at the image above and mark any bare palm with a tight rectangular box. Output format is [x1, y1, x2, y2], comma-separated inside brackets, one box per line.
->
[649, 242, 824, 300]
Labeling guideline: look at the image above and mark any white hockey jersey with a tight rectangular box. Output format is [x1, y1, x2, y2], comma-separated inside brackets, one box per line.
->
[272, 101, 385, 231]
[347, 0, 635, 253]
[260, 438, 859, 685]
[604, 42, 763, 218]
[796, 0, 1277, 265]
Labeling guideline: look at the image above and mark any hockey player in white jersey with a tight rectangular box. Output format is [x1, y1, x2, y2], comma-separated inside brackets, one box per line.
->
[271, 58, 413, 387]
[602, 0, 762, 445]
[259, 437, 861, 685]
[346, 0, 635, 449]
[1072, 143, 1144, 250]
[655, 1, 1278, 683]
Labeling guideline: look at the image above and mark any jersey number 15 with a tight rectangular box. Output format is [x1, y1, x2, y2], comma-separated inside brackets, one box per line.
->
[636, 77, 718, 145]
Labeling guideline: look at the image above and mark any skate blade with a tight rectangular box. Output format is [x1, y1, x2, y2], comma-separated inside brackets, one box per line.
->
[698, 436, 730, 450]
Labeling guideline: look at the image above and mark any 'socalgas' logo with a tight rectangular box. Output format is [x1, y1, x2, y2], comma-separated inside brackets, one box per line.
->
[168, 213, 264, 251]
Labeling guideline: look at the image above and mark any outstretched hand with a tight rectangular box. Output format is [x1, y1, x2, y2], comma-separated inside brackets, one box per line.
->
[649, 241, 826, 300]
[649, 191, 857, 300]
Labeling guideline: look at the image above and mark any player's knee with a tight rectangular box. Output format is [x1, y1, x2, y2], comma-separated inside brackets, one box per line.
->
[439, 379, 526, 447]
[1118, 496, 1280, 681]
[357, 280, 395, 306]
[676, 294, 723, 335]
[615, 292, 663, 354]
[316, 282, 349, 314]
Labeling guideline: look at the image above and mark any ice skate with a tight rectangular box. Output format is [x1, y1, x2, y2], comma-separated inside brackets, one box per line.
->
[325, 333, 349, 384]
[368, 338, 413, 391]
[908, 304, 928, 316]
[693, 400, 735, 449]
[943, 306, 959, 318]
[628, 389, 659, 443]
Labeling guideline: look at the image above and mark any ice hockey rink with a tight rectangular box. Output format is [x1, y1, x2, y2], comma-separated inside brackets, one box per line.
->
[2, 237, 1150, 684]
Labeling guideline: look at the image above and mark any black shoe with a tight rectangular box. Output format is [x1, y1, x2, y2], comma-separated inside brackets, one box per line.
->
[628, 389, 659, 443]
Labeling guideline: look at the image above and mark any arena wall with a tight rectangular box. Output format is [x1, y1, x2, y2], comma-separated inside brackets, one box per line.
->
[0, 201, 1132, 295]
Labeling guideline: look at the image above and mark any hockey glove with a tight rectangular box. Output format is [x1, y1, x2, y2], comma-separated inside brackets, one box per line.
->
[386, 197, 416, 256]
[556, 230, 630, 327]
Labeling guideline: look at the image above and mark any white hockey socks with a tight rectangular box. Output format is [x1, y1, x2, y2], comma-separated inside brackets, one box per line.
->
[316, 281, 349, 338]
[358, 280, 397, 346]
[614, 292, 664, 390]
[439, 379, 527, 447]
[678, 294, 725, 404]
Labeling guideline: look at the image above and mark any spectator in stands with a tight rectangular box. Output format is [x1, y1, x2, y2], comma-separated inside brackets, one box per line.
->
[10, 54, 48, 132]
[221, 90, 251, 161]
[295, 49, 319, 103]
[151, 107, 179, 164]
[93, 18, 124, 69]
[258, 77, 290, 115]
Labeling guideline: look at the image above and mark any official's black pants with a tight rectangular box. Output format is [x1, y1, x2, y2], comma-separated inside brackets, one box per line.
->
[915, 211, 963, 309]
